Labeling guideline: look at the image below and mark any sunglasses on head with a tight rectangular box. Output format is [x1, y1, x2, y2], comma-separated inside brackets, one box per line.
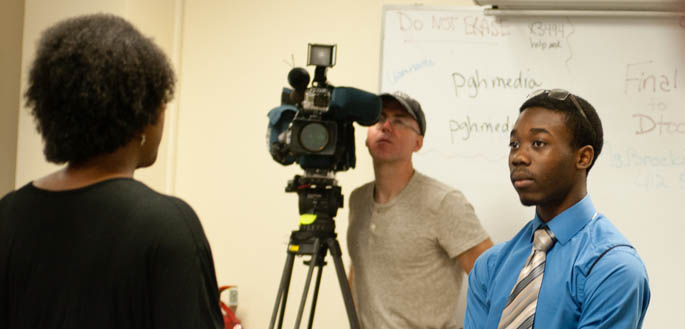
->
[526, 89, 591, 126]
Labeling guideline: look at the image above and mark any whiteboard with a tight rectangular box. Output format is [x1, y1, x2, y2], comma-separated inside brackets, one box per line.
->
[380, 5, 684, 328]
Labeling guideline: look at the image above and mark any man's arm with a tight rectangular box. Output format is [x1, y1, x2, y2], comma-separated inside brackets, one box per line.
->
[463, 248, 493, 329]
[578, 247, 650, 329]
[457, 238, 493, 273]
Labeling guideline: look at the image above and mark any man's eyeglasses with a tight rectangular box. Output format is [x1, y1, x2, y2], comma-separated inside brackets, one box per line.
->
[377, 115, 421, 135]
[527, 89, 591, 126]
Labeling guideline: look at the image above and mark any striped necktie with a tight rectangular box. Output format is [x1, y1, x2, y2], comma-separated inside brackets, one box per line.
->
[497, 228, 556, 329]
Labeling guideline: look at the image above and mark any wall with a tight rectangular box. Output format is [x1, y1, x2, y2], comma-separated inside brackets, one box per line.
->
[0, 0, 24, 196]
[15, 0, 181, 193]
[14, 0, 678, 328]
[10, 1, 513, 328]
[175, 1, 472, 328]
[379, 7, 685, 328]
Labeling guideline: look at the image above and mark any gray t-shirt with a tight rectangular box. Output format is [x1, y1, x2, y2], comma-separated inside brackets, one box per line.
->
[347, 171, 489, 329]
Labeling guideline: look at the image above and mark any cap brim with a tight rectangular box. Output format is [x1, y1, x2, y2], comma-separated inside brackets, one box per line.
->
[379, 93, 419, 122]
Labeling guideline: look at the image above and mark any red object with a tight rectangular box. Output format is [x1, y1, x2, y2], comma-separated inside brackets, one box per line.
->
[219, 285, 243, 329]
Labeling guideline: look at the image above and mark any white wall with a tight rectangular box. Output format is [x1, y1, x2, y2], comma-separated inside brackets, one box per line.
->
[15, 0, 181, 193]
[176, 1, 472, 328]
[15, 0, 182, 192]
[16, 1, 679, 329]
[0, 0, 24, 196]
[13, 1, 477, 328]
[17, 0, 120, 188]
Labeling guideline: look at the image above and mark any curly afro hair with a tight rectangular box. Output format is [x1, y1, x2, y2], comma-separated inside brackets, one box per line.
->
[519, 90, 604, 174]
[25, 13, 175, 164]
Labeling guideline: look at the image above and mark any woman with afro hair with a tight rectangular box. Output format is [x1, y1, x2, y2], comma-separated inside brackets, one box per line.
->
[0, 13, 223, 328]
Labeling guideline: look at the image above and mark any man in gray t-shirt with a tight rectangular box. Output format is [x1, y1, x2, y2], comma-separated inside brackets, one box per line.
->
[347, 92, 493, 329]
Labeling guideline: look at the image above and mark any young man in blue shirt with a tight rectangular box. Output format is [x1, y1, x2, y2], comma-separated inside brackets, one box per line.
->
[464, 89, 650, 329]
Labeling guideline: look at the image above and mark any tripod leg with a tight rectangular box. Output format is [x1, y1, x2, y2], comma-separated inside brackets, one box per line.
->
[269, 251, 296, 329]
[293, 237, 321, 329]
[306, 263, 325, 329]
[326, 237, 362, 329]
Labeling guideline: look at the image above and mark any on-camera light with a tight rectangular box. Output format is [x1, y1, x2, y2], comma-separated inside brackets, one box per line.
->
[307, 44, 336, 67]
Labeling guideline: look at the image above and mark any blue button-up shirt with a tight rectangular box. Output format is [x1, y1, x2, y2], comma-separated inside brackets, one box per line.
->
[465, 195, 650, 329]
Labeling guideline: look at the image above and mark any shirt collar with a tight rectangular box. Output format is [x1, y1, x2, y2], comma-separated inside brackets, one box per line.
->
[530, 194, 597, 246]
[372, 170, 421, 208]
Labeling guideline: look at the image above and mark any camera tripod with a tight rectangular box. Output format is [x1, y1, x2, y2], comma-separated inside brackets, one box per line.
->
[268, 173, 361, 329]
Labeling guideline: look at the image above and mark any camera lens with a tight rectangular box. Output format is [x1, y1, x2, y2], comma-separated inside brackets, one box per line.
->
[299, 122, 330, 152]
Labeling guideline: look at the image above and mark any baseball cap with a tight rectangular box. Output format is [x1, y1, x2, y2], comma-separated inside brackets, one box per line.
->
[379, 91, 426, 136]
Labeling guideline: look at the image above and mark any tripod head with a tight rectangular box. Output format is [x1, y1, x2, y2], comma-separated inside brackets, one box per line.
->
[285, 169, 343, 235]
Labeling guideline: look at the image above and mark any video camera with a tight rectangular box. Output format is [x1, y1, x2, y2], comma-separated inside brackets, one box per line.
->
[267, 44, 381, 173]
[266, 46, 372, 329]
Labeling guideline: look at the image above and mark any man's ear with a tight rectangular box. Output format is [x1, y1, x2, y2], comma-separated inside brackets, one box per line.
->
[576, 145, 595, 170]
[414, 135, 424, 152]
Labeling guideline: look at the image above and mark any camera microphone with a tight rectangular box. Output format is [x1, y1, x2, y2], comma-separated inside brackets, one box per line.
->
[287, 67, 310, 104]
[329, 87, 381, 126]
